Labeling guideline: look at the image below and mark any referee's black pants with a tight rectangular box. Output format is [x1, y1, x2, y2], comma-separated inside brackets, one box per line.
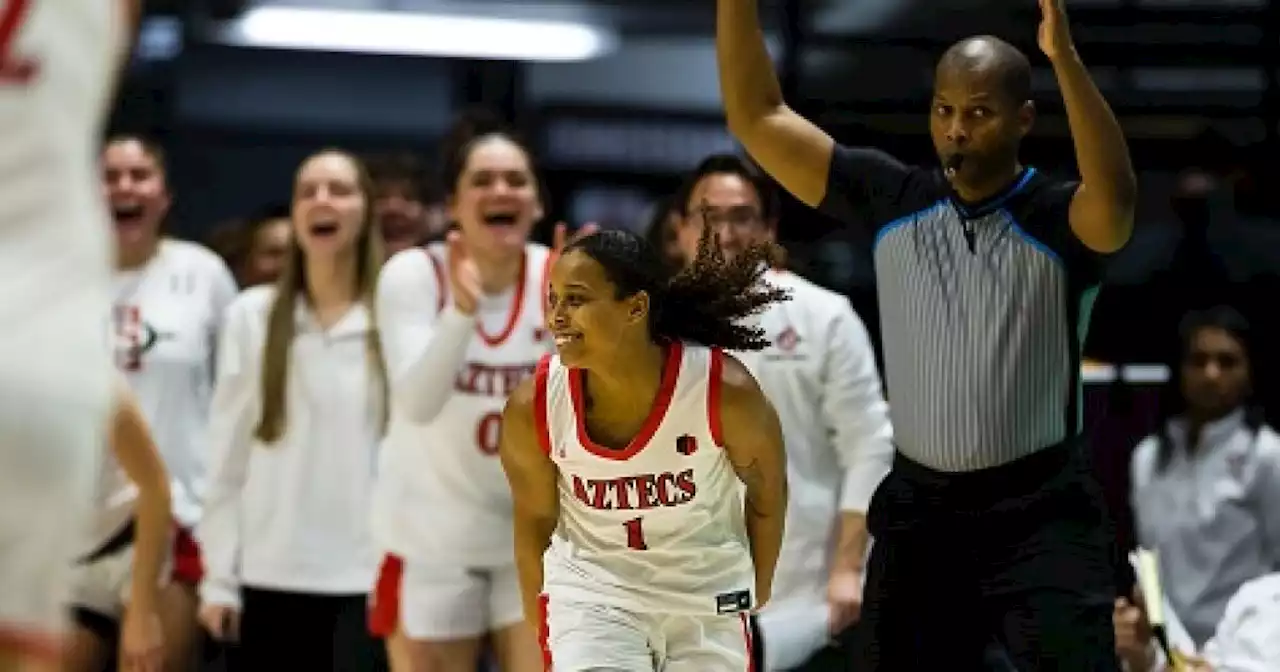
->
[852, 441, 1121, 672]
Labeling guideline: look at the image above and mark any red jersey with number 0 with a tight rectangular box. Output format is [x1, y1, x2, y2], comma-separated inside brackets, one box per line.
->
[373, 242, 553, 567]
[537, 342, 756, 615]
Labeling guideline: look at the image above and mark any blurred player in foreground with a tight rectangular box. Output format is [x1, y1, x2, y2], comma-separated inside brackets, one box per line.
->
[0, 1, 137, 670]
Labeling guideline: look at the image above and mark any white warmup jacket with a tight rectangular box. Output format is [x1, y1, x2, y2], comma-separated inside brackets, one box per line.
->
[743, 269, 895, 670]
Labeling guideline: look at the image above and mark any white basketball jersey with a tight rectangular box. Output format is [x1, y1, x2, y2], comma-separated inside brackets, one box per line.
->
[539, 343, 756, 616]
[384, 241, 554, 566]
[112, 240, 238, 528]
[0, 0, 124, 320]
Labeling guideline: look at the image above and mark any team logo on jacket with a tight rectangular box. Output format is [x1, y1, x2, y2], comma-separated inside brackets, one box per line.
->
[776, 326, 800, 351]
[675, 435, 698, 456]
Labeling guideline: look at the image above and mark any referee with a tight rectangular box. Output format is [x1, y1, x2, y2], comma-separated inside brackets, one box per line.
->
[717, 1, 1136, 670]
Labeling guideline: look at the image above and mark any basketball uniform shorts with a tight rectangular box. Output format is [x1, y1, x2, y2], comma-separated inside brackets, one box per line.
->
[539, 595, 756, 672]
[0, 291, 112, 657]
[369, 554, 524, 640]
[71, 520, 172, 633]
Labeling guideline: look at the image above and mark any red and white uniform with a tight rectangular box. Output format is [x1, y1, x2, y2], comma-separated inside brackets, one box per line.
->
[371, 242, 553, 639]
[0, 0, 127, 654]
[112, 239, 238, 583]
[537, 343, 756, 671]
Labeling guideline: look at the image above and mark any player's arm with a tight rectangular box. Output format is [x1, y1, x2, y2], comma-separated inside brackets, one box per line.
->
[1043, 5, 1137, 253]
[821, 304, 893, 575]
[498, 378, 560, 625]
[377, 251, 474, 424]
[718, 353, 788, 609]
[108, 376, 171, 619]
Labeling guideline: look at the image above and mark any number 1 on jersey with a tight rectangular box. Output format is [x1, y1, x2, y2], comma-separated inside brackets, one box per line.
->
[0, 0, 37, 84]
[623, 517, 647, 550]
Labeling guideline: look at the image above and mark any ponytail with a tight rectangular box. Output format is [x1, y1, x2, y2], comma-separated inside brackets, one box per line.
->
[653, 221, 788, 351]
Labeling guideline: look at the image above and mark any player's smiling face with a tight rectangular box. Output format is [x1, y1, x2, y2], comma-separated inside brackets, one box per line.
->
[449, 136, 541, 259]
[292, 152, 369, 259]
[547, 249, 647, 370]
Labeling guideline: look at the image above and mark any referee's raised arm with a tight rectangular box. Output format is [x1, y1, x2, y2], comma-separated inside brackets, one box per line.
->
[716, 0, 832, 208]
[718, 1, 917, 225]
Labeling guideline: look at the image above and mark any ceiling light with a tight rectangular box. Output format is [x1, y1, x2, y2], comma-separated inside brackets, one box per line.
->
[217, 7, 616, 63]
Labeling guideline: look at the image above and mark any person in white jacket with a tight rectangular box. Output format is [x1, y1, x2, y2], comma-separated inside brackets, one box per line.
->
[196, 149, 389, 671]
[673, 154, 895, 671]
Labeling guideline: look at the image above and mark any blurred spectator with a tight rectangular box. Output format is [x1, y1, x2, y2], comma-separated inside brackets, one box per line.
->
[198, 150, 388, 671]
[103, 134, 239, 670]
[205, 205, 292, 288]
[1126, 306, 1280, 647]
[364, 151, 442, 257]
[641, 196, 682, 271]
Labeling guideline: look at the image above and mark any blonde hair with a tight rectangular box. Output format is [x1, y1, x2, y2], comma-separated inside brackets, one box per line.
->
[254, 149, 389, 443]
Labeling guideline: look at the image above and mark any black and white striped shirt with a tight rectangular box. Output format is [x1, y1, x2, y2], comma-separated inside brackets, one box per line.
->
[819, 145, 1107, 472]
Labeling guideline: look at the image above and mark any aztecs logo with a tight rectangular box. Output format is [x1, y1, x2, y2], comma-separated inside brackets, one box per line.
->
[112, 305, 175, 371]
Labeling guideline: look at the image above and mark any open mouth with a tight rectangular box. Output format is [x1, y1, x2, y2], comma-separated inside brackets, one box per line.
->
[112, 203, 145, 226]
[310, 221, 340, 238]
[483, 213, 518, 228]
[944, 154, 965, 178]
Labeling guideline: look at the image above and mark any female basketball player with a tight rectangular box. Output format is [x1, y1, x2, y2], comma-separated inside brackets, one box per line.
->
[370, 114, 589, 672]
[500, 227, 792, 671]
[101, 134, 239, 668]
[64, 376, 171, 672]
[197, 149, 389, 671]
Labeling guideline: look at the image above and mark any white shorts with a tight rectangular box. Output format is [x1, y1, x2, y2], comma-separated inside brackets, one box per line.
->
[540, 596, 755, 672]
[0, 297, 112, 658]
[370, 555, 524, 640]
[71, 528, 172, 622]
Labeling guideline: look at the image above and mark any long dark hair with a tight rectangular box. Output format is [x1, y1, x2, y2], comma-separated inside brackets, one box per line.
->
[565, 220, 790, 351]
[1154, 305, 1264, 471]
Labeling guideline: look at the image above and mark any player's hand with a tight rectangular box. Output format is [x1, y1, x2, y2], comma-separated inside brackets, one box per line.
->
[1114, 595, 1154, 670]
[446, 230, 483, 315]
[1037, 0, 1076, 62]
[119, 606, 163, 672]
[826, 567, 863, 635]
[551, 221, 600, 257]
[199, 603, 241, 643]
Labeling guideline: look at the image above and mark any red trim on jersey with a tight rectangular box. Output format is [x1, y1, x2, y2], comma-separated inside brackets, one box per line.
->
[0, 621, 60, 661]
[569, 341, 683, 461]
[367, 554, 404, 637]
[740, 613, 756, 672]
[429, 246, 530, 347]
[538, 593, 552, 671]
[708, 347, 725, 447]
[476, 249, 528, 347]
[425, 250, 447, 314]
[533, 354, 554, 455]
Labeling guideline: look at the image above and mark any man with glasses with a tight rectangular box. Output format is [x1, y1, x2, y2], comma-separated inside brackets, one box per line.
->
[674, 154, 895, 671]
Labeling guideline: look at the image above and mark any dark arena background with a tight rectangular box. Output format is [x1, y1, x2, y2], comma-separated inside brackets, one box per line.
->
[88, 0, 1280, 669]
